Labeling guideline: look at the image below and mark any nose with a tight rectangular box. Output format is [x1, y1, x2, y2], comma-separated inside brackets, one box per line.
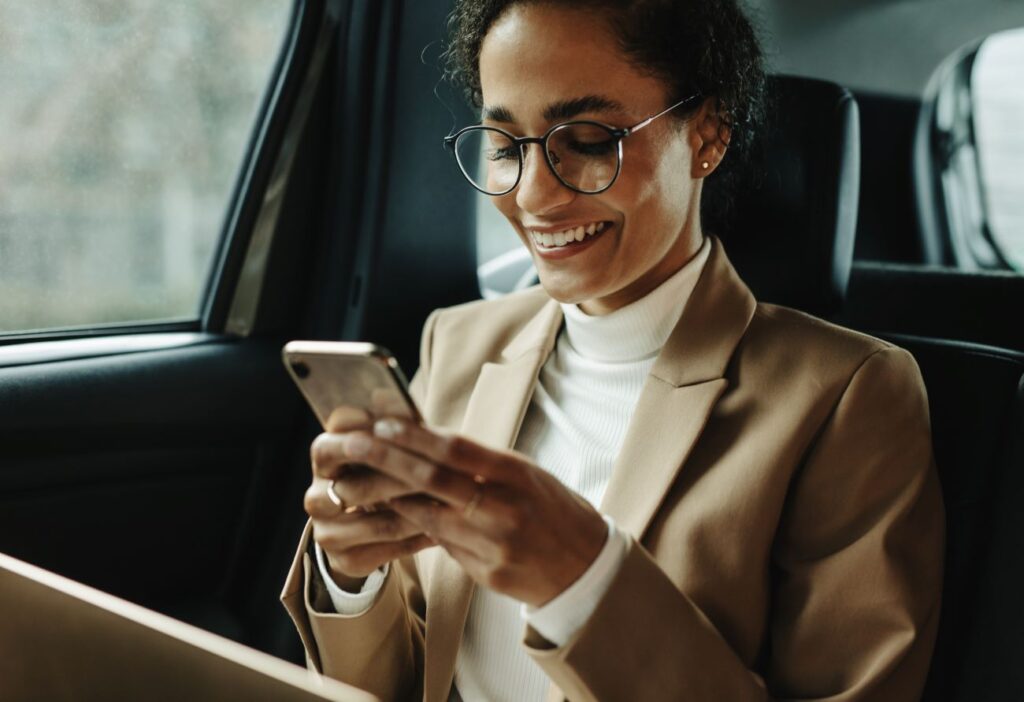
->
[515, 144, 576, 214]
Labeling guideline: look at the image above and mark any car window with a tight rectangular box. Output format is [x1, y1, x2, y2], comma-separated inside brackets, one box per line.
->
[972, 27, 1024, 271]
[475, 190, 534, 299]
[924, 26, 1024, 272]
[0, 1, 292, 335]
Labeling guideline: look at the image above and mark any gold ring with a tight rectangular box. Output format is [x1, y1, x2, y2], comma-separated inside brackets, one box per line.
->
[326, 480, 347, 512]
[463, 476, 486, 519]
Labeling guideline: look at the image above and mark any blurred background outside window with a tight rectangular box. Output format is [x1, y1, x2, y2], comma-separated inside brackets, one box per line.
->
[972, 27, 1024, 271]
[0, 0, 291, 334]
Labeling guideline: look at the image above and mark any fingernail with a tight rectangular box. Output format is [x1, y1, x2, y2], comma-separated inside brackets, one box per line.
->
[374, 418, 403, 439]
[344, 433, 372, 458]
[414, 462, 433, 482]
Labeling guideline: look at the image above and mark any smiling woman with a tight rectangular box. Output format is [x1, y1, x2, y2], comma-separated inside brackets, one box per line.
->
[280, 2, 944, 701]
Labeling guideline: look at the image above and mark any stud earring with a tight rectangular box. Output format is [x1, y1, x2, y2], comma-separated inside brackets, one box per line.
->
[701, 161, 710, 169]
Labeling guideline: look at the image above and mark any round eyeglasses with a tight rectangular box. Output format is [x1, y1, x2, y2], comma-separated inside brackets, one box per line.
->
[443, 94, 701, 196]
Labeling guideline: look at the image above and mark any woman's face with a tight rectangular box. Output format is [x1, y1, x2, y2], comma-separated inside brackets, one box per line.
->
[478, 3, 715, 315]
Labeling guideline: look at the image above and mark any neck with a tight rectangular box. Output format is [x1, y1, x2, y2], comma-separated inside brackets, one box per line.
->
[579, 226, 704, 316]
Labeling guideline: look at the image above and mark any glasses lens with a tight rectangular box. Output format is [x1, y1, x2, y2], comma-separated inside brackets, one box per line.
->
[546, 123, 619, 193]
[454, 127, 520, 195]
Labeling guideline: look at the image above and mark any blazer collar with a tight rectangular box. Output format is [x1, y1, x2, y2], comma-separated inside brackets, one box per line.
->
[500, 293, 563, 362]
[600, 239, 757, 538]
[422, 236, 756, 701]
[652, 235, 758, 387]
[423, 297, 562, 701]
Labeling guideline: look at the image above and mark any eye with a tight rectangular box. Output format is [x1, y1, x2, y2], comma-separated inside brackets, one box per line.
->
[554, 123, 617, 157]
[567, 138, 616, 156]
[485, 146, 519, 162]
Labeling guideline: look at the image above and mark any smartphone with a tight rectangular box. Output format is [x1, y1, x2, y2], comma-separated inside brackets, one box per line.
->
[282, 341, 422, 429]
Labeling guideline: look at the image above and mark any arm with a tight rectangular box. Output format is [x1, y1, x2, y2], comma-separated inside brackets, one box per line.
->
[521, 347, 945, 701]
[280, 308, 443, 701]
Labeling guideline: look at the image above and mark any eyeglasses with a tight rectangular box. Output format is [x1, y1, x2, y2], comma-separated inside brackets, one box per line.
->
[443, 94, 701, 196]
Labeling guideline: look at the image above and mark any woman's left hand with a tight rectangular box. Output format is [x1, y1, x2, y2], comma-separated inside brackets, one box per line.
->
[337, 416, 609, 608]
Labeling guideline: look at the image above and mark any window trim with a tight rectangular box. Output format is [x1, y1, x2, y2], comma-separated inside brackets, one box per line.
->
[203, 0, 345, 337]
[0, 331, 221, 369]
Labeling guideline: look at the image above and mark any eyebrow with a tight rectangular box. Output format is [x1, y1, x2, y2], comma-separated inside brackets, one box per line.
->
[481, 94, 627, 124]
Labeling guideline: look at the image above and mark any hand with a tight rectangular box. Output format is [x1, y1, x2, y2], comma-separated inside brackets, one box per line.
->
[336, 417, 608, 608]
[304, 407, 435, 587]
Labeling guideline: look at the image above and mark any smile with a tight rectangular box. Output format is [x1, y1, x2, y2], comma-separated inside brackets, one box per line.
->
[528, 222, 608, 249]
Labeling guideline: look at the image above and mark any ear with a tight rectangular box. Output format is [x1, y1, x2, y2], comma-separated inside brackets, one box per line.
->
[689, 98, 731, 179]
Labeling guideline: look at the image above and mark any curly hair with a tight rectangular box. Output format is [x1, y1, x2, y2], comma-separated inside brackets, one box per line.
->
[443, 0, 769, 227]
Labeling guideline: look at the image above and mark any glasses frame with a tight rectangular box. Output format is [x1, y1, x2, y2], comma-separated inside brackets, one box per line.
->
[443, 93, 702, 196]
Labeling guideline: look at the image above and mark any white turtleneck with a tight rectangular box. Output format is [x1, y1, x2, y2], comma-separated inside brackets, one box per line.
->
[317, 236, 712, 702]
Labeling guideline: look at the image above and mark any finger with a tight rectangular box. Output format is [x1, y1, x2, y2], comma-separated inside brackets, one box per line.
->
[325, 406, 373, 433]
[332, 465, 423, 508]
[312, 510, 425, 552]
[324, 533, 436, 579]
[310, 432, 351, 479]
[305, 479, 339, 519]
[311, 432, 385, 480]
[305, 478, 369, 519]
[373, 418, 524, 486]
[388, 494, 493, 559]
[340, 431, 480, 509]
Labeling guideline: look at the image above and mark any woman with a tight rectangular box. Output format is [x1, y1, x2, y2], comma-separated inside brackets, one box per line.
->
[281, 1, 944, 700]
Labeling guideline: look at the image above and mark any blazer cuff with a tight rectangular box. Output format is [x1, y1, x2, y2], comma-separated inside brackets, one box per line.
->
[521, 536, 762, 701]
[314, 542, 388, 615]
[520, 514, 627, 646]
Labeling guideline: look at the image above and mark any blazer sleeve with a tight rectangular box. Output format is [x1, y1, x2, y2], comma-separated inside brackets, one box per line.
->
[279, 308, 443, 702]
[521, 346, 945, 701]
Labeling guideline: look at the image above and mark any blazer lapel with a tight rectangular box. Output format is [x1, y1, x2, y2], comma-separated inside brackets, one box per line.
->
[423, 297, 564, 702]
[600, 238, 757, 540]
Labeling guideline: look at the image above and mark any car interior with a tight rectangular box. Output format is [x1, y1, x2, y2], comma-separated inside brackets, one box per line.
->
[1, 0, 1022, 699]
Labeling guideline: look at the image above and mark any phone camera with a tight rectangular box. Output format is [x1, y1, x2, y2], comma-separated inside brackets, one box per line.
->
[290, 361, 310, 379]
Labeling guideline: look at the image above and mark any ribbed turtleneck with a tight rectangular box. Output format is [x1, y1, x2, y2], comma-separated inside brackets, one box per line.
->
[560, 236, 712, 363]
[452, 236, 711, 702]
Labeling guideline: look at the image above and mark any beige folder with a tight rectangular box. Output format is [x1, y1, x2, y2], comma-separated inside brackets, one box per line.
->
[0, 552, 378, 702]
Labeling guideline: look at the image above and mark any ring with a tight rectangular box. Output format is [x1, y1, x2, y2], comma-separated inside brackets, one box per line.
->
[326, 480, 347, 512]
[463, 476, 487, 519]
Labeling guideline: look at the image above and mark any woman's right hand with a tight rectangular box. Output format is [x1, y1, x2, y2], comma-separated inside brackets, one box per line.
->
[305, 407, 435, 590]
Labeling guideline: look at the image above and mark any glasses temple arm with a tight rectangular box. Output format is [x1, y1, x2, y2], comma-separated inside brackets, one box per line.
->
[623, 93, 702, 136]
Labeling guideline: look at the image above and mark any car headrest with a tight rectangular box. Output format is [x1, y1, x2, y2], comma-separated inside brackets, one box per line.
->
[704, 75, 860, 318]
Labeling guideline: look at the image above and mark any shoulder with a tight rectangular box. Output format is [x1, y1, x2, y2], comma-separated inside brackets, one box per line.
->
[739, 302, 923, 399]
[427, 285, 552, 362]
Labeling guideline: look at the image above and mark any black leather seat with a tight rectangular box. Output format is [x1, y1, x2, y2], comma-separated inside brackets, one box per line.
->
[879, 336, 1024, 702]
[706, 74, 860, 318]
[717, 76, 1024, 701]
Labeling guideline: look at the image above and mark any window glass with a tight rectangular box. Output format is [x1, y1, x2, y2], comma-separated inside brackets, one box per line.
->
[475, 190, 535, 299]
[0, 0, 292, 334]
[972, 27, 1024, 271]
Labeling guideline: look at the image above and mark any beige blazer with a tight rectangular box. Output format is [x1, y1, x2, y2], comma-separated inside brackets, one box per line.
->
[281, 237, 944, 702]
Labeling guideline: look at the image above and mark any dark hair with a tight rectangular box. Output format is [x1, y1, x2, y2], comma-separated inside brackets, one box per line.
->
[443, 0, 768, 227]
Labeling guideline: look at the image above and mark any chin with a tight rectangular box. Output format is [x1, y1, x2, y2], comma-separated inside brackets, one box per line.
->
[535, 272, 600, 306]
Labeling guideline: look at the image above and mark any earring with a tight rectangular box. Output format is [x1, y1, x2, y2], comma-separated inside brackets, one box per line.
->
[701, 161, 710, 169]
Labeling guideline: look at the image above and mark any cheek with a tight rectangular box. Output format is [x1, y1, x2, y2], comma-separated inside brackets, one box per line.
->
[636, 147, 693, 226]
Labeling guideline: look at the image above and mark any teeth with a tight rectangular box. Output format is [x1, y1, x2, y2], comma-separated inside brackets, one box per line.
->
[529, 222, 608, 248]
